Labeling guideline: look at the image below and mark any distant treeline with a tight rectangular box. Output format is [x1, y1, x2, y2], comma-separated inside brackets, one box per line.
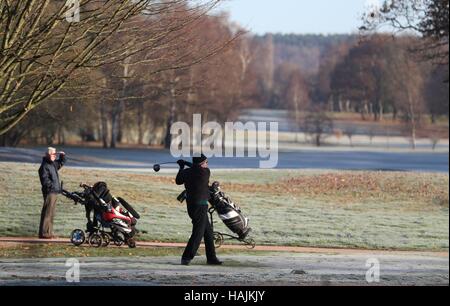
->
[1, 6, 448, 148]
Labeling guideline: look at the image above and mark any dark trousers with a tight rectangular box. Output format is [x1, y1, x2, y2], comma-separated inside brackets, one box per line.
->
[39, 193, 57, 238]
[182, 204, 217, 261]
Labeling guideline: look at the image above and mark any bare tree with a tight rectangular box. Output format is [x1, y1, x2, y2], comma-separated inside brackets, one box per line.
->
[303, 106, 334, 147]
[425, 65, 449, 121]
[0, 0, 232, 135]
[361, 0, 449, 68]
[430, 135, 440, 150]
[330, 37, 389, 122]
[344, 126, 357, 147]
[285, 69, 310, 141]
[368, 126, 377, 145]
[385, 40, 426, 149]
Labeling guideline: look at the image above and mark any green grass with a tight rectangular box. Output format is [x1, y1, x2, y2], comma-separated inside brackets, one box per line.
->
[0, 162, 448, 251]
[0, 244, 183, 258]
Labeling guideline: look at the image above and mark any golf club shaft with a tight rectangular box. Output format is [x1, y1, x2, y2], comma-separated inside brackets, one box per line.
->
[156, 161, 193, 167]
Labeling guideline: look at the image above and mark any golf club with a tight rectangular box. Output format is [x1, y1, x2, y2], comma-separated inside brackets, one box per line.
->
[153, 162, 175, 172]
[153, 161, 193, 172]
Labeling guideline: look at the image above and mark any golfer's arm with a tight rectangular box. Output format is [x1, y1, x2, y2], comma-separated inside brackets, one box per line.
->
[56, 154, 67, 169]
[204, 168, 211, 183]
[175, 170, 185, 185]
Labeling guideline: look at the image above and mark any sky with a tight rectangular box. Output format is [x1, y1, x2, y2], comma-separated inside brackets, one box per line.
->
[217, 0, 380, 35]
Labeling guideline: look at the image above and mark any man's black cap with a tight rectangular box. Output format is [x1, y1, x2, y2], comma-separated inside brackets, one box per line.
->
[192, 154, 207, 165]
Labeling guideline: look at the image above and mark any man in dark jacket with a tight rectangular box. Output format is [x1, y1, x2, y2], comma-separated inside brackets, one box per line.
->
[176, 154, 222, 266]
[38, 147, 66, 239]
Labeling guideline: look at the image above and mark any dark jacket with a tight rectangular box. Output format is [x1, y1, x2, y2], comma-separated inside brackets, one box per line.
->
[176, 165, 210, 205]
[38, 155, 66, 195]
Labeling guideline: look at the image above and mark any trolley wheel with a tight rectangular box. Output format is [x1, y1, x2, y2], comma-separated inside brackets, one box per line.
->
[244, 238, 256, 249]
[113, 231, 125, 247]
[70, 229, 85, 246]
[88, 233, 103, 248]
[127, 238, 136, 249]
[213, 232, 224, 249]
[114, 239, 124, 247]
[101, 232, 111, 247]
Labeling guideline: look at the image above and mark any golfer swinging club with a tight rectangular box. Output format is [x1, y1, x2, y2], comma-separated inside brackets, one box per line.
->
[176, 154, 222, 266]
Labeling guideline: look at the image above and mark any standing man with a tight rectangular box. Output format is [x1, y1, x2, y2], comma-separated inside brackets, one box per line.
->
[176, 154, 222, 266]
[38, 147, 66, 239]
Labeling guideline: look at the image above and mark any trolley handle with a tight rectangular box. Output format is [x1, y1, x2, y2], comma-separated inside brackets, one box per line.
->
[80, 182, 92, 189]
[208, 206, 216, 214]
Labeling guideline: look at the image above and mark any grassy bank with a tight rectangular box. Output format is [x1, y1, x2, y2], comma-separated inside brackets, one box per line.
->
[0, 243, 259, 259]
[0, 243, 184, 258]
[0, 162, 448, 251]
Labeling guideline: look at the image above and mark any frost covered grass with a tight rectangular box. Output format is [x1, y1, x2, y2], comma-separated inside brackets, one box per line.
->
[0, 162, 448, 251]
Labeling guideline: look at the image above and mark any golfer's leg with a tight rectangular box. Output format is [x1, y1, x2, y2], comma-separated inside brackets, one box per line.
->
[182, 205, 207, 260]
[40, 194, 53, 238]
[182, 204, 197, 260]
[48, 193, 57, 236]
[38, 194, 48, 238]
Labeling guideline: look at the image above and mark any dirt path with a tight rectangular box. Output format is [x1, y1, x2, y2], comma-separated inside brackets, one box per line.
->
[0, 236, 448, 257]
[1, 237, 448, 286]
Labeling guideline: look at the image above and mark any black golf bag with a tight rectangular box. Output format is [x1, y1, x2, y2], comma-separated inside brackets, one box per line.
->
[208, 181, 251, 240]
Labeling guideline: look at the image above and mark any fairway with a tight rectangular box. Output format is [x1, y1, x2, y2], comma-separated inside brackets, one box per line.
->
[0, 162, 448, 251]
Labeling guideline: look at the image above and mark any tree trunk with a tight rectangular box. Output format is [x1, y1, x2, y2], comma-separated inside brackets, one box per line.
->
[57, 127, 62, 145]
[112, 56, 130, 148]
[137, 101, 144, 145]
[407, 94, 417, 150]
[359, 100, 369, 120]
[378, 100, 383, 122]
[316, 134, 321, 147]
[328, 96, 334, 112]
[111, 100, 124, 148]
[117, 107, 124, 143]
[164, 87, 176, 149]
[293, 88, 300, 142]
[100, 101, 109, 149]
[431, 113, 436, 124]
[57, 127, 65, 145]
[411, 122, 417, 150]
[110, 104, 118, 149]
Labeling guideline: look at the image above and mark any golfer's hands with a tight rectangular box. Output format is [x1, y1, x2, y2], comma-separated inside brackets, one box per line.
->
[177, 159, 185, 169]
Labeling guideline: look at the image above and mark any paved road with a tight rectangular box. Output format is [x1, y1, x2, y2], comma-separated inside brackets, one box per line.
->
[0, 146, 448, 172]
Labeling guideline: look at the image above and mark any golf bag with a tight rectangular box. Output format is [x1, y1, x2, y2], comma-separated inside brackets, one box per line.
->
[87, 182, 139, 236]
[208, 181, 251, 240]
[62, 181, 140, 248]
